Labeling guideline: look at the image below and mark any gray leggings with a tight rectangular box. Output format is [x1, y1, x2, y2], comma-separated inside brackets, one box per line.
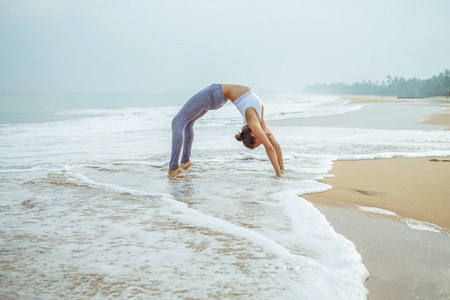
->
[169, 84, 226, 170]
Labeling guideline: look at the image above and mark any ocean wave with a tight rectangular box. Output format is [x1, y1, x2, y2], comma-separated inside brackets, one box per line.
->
[54, 172, 369, 298]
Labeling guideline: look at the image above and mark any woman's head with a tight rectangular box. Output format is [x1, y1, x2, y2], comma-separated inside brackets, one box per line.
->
[235, 125, 258, 149]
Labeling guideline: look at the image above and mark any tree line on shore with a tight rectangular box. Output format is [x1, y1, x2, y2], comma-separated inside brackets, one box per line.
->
[303, 69, 450, 97]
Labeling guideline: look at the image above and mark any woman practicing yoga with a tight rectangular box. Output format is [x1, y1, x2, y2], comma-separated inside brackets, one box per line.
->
[168, 84, 284, 178]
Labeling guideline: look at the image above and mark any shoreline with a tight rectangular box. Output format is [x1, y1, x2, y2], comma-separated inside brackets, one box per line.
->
[312, 203, 450, 299]
[303, 156, 450, 299]
[341, 95, 450, 131]
[274, 95, 450, 298]
[421, 107, 450, 131]
[303, 157, 450, 231]
[341, 95, 450, 104]
[268, 95, 450, 131]
[292, 97, 450, 298]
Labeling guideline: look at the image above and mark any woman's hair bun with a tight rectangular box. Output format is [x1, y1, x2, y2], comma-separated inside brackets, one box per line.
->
[235, 125, 255, 149]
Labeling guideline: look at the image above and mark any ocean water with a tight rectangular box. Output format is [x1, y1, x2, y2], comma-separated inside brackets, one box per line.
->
[1, 93, 449, 299]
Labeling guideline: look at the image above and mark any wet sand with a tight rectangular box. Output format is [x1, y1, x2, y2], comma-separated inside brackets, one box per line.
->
[268, 96, 450, 131]
[304, 157, 450, 230]
[282, 96, 450, 299]
[312, 204, 450, 300]
[303, 157, 450, 299]
[342, 95, 450, 131]
[422, 108, 450, 131]
[342, 95, 415, 104]
[343, 95, 450, 105]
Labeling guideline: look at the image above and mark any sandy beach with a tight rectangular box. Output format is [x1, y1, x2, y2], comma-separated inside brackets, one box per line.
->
[311, 203, 450, 300]
[342, 95, 450, 105]
[422, 107, 450, 131]
[304, 157, 450, 230]
[269, 96, 450, 131]
[342, 95, 450, 131]
[303, 157, 450, 299]
[342, 95, 416, 104]
[298, 96, 450, 299]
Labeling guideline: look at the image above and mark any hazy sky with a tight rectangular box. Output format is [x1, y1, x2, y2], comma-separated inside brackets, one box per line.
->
[1, 0, 449, 93]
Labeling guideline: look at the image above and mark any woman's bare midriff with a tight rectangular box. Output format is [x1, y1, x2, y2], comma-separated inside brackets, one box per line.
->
[221, 84, 251, 102]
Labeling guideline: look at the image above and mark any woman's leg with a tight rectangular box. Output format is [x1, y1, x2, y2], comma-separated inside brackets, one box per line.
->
[169, 91, 213, 171]
[180, 110, 207, 166]
[169, 115, 186, 171]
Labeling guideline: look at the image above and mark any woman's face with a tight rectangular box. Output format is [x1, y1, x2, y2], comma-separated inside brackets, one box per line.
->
[250, 131, 271, 148]
[252, 136, 262, 148]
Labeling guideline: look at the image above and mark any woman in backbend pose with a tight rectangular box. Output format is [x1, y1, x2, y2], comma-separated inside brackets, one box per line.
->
[168, 84, 284, 178]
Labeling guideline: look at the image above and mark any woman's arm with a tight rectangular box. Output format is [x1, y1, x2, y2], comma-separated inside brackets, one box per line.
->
[268, 133, 284, 171]
[248, 119, 282, 177]
[261, 121, 284, 171]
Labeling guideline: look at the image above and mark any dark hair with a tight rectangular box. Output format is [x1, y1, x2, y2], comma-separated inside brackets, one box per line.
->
[235, 125, 256, 149]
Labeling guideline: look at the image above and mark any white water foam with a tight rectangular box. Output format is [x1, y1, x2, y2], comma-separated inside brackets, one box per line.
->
[66, 173, 369, 298]
[402, 219, 443, 233]
[357, 206, 397, 216]
[0, 170, 368, 298]
[357, 206, 446, 234]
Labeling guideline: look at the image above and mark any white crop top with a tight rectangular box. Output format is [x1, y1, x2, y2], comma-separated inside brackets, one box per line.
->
[233, 90, 263, 124]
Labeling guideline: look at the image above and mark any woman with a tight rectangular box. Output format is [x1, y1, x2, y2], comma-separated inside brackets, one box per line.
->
[168, 84, 284, 178]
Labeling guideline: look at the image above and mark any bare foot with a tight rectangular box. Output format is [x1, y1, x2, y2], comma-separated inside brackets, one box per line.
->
[168, 167, 182, 178]
[180, 161, 192, 169]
